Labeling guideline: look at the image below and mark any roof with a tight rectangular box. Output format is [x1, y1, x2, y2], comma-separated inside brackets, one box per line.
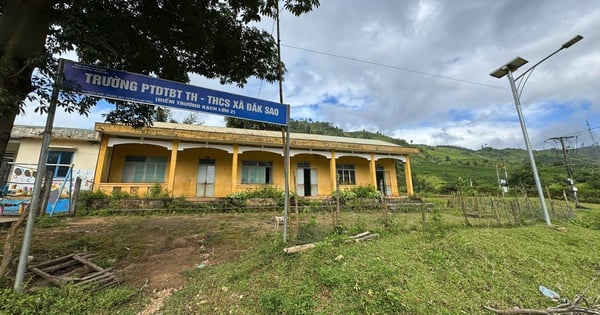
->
[11, 125, 100, 142]
[95, 122, 418, 155]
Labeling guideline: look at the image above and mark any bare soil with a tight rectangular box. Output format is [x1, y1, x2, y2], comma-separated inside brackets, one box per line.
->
[9, 213, 282, 291]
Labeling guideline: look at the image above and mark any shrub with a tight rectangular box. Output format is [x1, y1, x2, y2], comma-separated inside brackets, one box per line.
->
[297, 217, 331, 244]
[78, 189, 108, 200]
[351, 185, 382, 199]
[144, 183, 170, 199]
[331, 185, 382, 201]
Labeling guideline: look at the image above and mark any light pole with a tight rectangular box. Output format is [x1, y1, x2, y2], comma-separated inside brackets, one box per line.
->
[490, 35, 583, 227]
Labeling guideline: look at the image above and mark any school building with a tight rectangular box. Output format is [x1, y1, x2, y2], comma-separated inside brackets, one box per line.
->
[92, 122, 418, 198]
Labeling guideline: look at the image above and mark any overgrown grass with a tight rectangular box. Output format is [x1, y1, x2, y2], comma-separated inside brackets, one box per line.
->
[0, 286, 139, 315]
[163, 210, 600, 314]
[2, 204, 599, 314]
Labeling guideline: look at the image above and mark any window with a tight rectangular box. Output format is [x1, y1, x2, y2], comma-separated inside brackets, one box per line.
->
[122, 156, 166, 183]
[336, 164, 356, 185]
[241, 161, 272, 184]
[46, 151, 74, 178]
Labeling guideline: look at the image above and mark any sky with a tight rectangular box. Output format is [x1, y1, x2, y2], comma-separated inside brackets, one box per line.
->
[15, 0, 600, 150]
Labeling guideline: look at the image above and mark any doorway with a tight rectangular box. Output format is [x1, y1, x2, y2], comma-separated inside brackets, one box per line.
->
[296, 162, 317, 197]
[196, 159, 215, 197]
[376, 165, 392, 196]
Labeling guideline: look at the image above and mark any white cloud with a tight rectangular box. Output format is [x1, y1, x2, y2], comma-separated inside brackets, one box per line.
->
[15, 0, 600, 150]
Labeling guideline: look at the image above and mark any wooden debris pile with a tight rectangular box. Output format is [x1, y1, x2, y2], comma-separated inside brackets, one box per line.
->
[284, 231, 380, 254]
[484, 280, 600, 314]
[28, 253, 120, 292]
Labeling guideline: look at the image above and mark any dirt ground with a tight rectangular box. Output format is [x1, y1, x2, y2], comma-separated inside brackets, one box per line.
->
[3, 213, 284, 292]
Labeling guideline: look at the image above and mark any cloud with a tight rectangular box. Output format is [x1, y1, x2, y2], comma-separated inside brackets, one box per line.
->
[15, 0, 600, 150]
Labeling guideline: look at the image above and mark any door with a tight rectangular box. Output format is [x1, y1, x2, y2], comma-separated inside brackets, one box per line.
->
[376, 166, 392, 196]
[296, 163, 317, 197]
[197, 159, 216, 197]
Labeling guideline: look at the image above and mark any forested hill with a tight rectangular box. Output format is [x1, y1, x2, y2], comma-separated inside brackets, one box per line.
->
[287, 119, 600, 199]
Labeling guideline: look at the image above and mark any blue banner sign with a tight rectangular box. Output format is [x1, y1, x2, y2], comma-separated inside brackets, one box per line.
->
[62, 59, 288, 125]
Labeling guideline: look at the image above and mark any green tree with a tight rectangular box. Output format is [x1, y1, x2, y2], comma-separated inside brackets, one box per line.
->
[225, 117, 282, 131]
[154, 107, 172, 123]
[508, 163, 535, 188]
[181, 112, 203, 125]
[0, 0, 320, 184]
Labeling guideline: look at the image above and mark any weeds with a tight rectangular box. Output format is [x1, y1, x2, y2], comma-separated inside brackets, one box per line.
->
[36, 215, 66, 228]
[0, 286, 138, 315]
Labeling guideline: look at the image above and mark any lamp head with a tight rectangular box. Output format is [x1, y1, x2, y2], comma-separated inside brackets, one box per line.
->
[562, 35, 583, 49]
[490, 57, 529, 78]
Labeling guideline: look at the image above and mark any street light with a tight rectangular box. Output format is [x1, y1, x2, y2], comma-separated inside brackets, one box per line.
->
[490, 35, 583, 227]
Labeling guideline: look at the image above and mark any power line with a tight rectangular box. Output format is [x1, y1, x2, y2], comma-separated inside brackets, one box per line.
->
[281, 43, 508, 90]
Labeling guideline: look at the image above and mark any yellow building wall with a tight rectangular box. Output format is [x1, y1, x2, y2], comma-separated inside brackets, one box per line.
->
[336, 156, 371, 189]
[235, 151, 284, 192]
[97, 141, 409, 198]
[174, 148, 232, 198]
[108, 144, 170, 182]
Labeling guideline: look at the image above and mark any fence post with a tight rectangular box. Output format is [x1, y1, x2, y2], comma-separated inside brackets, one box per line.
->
[70, 177, 82, 216]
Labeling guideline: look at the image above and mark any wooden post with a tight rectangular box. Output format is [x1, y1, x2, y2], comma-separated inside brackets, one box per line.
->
[334, 176, 340, 227]
[514, 192, 522, 220]
[380, 179, 388, 225]
[39, 170, 54, 217]
[70, 177, 82, 216]
[459, 191, 471, 226]
[292, 174, 298, 239]
[521, 185, 533, 218]
[491, 197, 501, 225]
[475, 193, 482, 224]
[545, 186, 556, 219]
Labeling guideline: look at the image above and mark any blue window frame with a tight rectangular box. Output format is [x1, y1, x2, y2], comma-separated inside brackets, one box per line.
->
[46, 151, 74, 178]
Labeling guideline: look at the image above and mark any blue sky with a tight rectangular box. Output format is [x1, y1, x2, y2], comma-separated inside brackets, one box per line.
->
[15, 0, 600, 150]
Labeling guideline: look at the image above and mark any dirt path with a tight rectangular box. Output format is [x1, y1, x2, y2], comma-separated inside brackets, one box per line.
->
[22, 213, 281, 291]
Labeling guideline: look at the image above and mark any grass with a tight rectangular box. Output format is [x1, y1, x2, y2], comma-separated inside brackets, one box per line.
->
[162, 209, 600, 314]
[1, 203, 600, 314]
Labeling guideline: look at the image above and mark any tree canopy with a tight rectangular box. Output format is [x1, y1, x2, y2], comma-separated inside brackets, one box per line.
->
[0, 0, 320, 170]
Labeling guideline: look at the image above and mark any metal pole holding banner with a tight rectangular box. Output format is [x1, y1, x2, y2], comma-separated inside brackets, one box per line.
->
[283, 114, 290, 243]
[275, 1, 291, 243]
[14, 59, 65, 291]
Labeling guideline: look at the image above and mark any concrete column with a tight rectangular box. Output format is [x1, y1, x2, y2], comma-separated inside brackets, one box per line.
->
[92, 135, 109, 191]
[329, 150, 337, 193]
[231, 144, 238, 194]
[167, 140, 179, 196]
[369, 153, 377, 188]
[404, 156, 414, 195]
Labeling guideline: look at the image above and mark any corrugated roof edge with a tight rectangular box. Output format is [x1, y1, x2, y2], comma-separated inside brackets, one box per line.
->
[151, 122, 403, 148]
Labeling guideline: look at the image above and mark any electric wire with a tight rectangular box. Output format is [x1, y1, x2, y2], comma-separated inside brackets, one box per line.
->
[280, 43, 508, 90]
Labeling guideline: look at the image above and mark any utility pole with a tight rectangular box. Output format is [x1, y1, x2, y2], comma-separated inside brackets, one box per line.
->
[549, 136, 580, 207]
[586, 120, 597, 146]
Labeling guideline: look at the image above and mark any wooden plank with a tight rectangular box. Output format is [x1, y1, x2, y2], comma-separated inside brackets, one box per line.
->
[29, 254, 75, 269]
[72, 254, 104, 272]
[30, 267, 63, 286]
[284, 243, 317, 254]
[79, 268, 113, 281]
[349, 231, 371, 239]
[352, 233, 380, 242]
[73, 272, 116, 287]
[40, 259, 80, 273]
